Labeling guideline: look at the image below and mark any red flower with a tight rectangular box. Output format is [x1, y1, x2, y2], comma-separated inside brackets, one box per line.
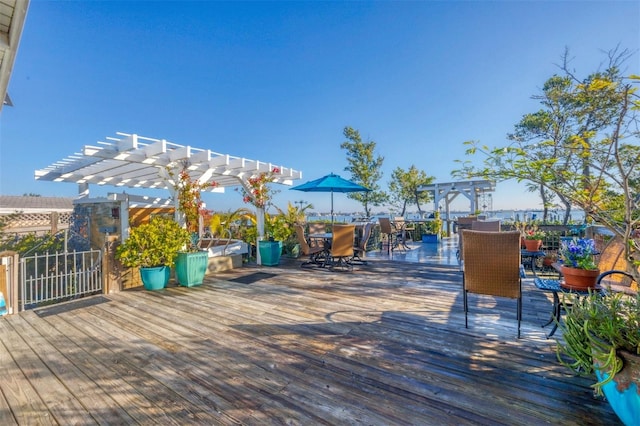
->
[170, 167, 218, 233]
[238, 167, 280, 209]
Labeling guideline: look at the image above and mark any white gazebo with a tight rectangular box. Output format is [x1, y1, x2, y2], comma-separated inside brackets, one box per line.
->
[34, 132, 303, 264]
[417, 179, 496, 235]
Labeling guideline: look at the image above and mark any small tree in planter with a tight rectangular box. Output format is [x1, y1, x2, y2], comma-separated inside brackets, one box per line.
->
[168, 166, 218, 286]
[116, 216, 190, 290]
[237, 167, 281, 265]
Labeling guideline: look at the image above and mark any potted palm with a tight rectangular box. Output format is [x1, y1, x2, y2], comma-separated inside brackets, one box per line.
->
[272, 202, 310, 259]
[557, 291, 640, 426]
[170, 167, 218, 286]
[115, 216, 190, 290]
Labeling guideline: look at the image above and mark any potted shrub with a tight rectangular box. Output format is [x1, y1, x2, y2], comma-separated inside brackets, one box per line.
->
[116, 216, 191, 290]
[272, 202, 310, 259]
[258, 211, 287, 266]
[558, 238, 599, 291]
[523, 227, 546, 251]
[422, 212, 442, 243]
[557, 291, 640, 425]
[170, 167, 218, 286]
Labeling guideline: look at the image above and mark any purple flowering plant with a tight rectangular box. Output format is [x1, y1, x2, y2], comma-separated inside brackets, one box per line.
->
[559, 238, 598, 270]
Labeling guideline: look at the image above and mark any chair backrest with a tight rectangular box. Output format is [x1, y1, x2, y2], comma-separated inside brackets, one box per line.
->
[393, 217, 406, 232]
[462, 230, 521, 299]
[294, 224, 312, 255]
[457, 216, 478, 226]
[597, 237, 636, 291]
[308, 222, 326, 234]
[472, 220, 501, 232]
[379, 217, 393, 234]
[358, 222, 374, 250]
[331, 224, 355, 257]
[457, 216, 479, 260]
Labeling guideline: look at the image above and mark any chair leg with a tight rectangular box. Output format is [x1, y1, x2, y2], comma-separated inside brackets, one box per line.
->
[464, 289, 468, 329]
[517, 295, 522, 339]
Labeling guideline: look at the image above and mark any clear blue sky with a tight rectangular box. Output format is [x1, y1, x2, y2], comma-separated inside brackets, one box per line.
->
[0, 1, 638, 215]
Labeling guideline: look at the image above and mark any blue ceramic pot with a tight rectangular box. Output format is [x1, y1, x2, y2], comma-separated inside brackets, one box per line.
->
[139, 265, 170, 291]
[595, 350, 640, 426]
[258, 240, 282, 266]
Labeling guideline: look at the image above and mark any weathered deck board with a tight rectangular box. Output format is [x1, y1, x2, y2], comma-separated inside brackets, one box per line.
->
[0, 259, 622, 425]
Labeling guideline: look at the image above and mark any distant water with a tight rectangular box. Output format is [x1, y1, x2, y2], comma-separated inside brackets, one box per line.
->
[307, 209, 585, 223]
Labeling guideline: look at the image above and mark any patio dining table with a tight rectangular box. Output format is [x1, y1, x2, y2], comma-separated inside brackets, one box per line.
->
[308, 232, 333, 267]
[534, 262, 602, 338]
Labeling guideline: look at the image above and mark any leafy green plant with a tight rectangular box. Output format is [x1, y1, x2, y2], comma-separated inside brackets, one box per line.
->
[557, 291, 640, 395]
[425, 212, 442, 235]
[208, 208, 254, 240]
[116, 216, 190, 268]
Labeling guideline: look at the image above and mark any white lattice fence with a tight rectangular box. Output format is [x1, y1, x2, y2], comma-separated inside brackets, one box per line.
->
[2, 212, 72, 235]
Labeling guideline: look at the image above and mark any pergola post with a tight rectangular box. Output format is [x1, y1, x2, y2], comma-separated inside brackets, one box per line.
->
[255, 206, 265, 265]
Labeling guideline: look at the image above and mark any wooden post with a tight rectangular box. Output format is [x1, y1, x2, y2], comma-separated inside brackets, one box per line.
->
[0, 251, 19, 314]
[51, 211, 59, 234]
[103, 235, 121, 294]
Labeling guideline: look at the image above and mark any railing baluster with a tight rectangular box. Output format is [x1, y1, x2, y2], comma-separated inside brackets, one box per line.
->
[17, 248, 103, 311]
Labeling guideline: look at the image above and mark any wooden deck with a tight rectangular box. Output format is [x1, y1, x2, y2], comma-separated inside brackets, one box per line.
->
[0, 258, 621, 425]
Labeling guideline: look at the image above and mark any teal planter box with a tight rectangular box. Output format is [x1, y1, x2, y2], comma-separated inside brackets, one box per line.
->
[139, 265, 170, 291]
[422, 234, 440, 243]
[175, 251, 209, 287]
[258, 240, 282, 266]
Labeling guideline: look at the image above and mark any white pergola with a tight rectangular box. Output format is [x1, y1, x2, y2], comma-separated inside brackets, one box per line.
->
[35, 132, 303, 264]
[35, 132, 302, 193]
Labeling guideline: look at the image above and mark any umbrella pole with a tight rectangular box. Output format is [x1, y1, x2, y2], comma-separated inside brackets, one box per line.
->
[331, 190, 334, 224]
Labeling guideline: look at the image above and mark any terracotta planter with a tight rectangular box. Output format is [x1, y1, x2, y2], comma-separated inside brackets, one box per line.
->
[561, 265, 600, 291]
[523, 239, 542, 251]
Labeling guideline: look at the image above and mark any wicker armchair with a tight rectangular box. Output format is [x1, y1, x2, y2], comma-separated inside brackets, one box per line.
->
[294, 224, 324, 267]
[379, 217, 401, 252]
[352, 222, 373, 265]
[330, 224, 356, 271]
[462, 230, 522, 338]
[595, 237, 638, 295]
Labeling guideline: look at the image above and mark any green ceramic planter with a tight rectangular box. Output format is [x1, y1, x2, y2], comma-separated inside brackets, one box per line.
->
[258, 240, 282, 266]
[175, 251, 209, 287]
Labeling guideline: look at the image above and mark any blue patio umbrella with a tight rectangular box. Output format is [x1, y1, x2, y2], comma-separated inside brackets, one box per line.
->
[290, 173, 371, 222]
